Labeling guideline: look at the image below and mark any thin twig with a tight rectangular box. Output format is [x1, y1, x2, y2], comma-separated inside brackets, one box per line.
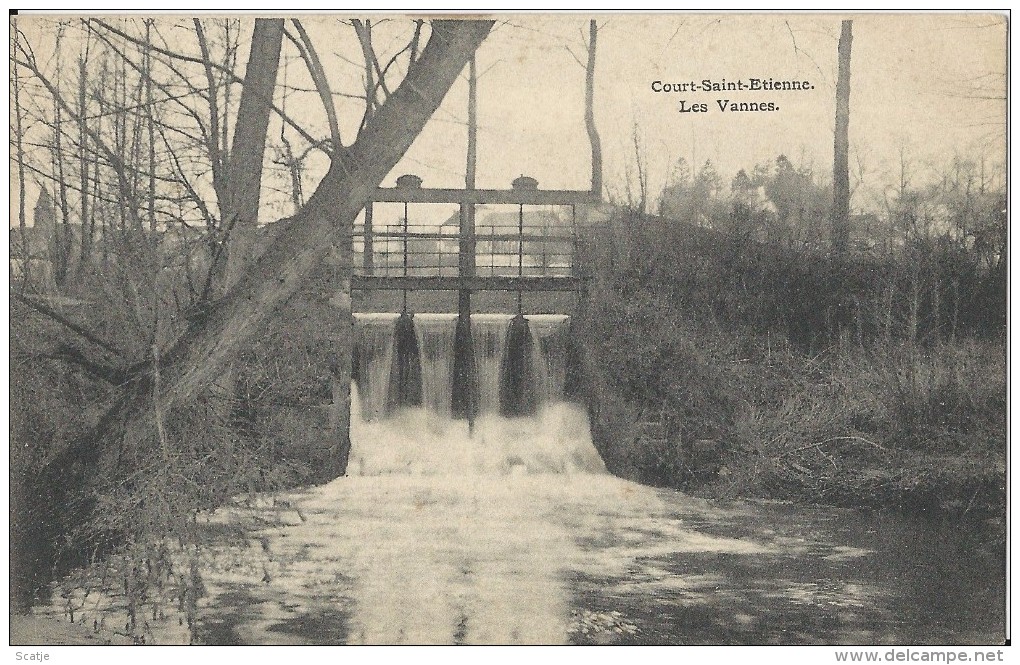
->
[790, 435, 886, 454]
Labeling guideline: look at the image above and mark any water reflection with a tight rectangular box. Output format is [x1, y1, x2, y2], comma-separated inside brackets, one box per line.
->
[188, 473, 1002, 645]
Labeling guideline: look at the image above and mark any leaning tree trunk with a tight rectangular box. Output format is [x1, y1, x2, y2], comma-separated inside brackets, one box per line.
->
[58, 18, 494, 489]
[207, 18, 284, 435]
[19, 19, 493, 605]
[153, 18, 491, 447]
[831, 19, 853, 252]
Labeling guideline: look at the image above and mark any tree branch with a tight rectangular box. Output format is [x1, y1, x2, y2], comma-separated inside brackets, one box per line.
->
[193, 18, 226, 204]
[12, 291, 125, 357]
[13, 48, 144, 230]
[16, 344, 131, 386]
[92, 18, 328, 155]
[289, 20, 343, 152]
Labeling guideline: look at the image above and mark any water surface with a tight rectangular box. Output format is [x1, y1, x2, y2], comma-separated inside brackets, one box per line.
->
[183, 469, 1003, 645]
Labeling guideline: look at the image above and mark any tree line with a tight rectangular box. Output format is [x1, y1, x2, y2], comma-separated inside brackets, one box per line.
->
[10, 16, 494, 612]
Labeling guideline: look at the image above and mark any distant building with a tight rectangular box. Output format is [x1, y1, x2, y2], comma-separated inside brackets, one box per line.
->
[445, 208, 573, 276]
[10, 186, 213, 293]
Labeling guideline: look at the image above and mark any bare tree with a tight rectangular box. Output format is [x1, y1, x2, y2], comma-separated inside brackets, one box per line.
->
[50, 24, 74, 284]
[632, 121, 648, 215]
[565, 19, 603, 197]
[192, 18, 226, 206]
[40, 18, 494, 506]
[831, 19, 853, 252]
[11, 20, 493, 610]
[12, 28, 30, 287]
[585, 20, 603, 197]
[144, 21, 156, 233]
[220, 18, 285, 290]
[77, 56, 94, 267]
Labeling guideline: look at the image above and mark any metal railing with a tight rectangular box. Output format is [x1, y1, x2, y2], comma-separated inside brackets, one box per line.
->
[351, 185, 596, 293]
[353, 206, 576, 280]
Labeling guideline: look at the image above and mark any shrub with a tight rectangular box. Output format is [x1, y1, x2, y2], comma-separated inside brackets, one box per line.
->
[577, 208, 1006, 517]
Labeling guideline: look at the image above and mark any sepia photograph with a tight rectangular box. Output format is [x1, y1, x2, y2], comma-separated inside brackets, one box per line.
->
[7, 9, 1009, 652]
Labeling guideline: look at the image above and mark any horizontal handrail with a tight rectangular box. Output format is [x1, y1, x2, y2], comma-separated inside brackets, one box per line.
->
[371, 187, 596, 205]
[354, 230, 576, 243]
[353, 275, 581, 291]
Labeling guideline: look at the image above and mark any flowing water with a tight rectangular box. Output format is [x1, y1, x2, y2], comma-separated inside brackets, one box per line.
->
[411, 313, 458, 418]
[33, 313, 1005, 645]
[471, 313, 513, 415]
[527, 314, 569, 406]
[184, 466, 1002, 646]
[352, 313, 398, 421]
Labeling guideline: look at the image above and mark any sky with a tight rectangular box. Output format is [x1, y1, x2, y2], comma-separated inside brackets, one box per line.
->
[389, 13, 1006, 209]
[9, 12, 1007, 226]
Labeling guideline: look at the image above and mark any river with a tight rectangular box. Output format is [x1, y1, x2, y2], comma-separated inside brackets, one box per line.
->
[181, 468, 1002, 645]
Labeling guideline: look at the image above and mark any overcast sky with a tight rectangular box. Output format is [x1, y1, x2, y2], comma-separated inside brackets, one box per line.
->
[11, 13, 1007, 225]
[387, 13, 1006, 209]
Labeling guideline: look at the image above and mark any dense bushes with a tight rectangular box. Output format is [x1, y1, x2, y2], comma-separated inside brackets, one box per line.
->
[8, 241, 340, 610]
[716, 339, 1005, 514]
[578, 209, 1006, 518]
[9, 312, 306, 611]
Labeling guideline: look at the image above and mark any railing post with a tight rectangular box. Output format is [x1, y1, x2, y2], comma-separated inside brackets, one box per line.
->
[402, 202, 409, 312]
[454, 199, 477, 426]
[363, 201, 374, 275]
[517, 203, 525, 313]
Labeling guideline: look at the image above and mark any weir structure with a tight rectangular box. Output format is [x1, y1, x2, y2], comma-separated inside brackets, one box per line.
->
[351, 176, 597, 429]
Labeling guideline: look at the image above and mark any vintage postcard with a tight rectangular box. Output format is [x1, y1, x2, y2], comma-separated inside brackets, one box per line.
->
[8, 10, 1008, 656]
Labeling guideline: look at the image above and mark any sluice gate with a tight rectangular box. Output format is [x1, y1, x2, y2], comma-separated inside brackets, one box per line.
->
[351, 176, 595, 424]
[352, 312, 570, 422]
[346, 177, 603, 475]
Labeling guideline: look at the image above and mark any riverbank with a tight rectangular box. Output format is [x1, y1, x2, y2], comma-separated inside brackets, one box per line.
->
[575, 216, 1005, 519]
[580, 309, 1005, 519]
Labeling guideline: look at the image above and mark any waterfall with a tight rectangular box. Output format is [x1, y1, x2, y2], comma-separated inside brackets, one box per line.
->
[349, 311, 605, 476]
[471, 314, 514, 415]
[412, 313, 458, 418]
[350, 385, 605, 476]
[526, 315, 570, 407]
[353, 313, 399, 421]
[390, 314, 422, 411]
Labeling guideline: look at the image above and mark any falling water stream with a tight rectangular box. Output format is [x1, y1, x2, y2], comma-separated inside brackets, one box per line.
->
[347, 313, 603, 476]
[411, 313, 458, 419]
[471, 314, 513, 415]
[527, 314, 569, 406]
[352, 313, 398, 422]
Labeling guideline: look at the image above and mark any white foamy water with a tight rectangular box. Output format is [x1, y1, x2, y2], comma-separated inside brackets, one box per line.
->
[41, 469, 929, 646]
[183, 472, 779, 645]
[348, 383, 607, 476]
